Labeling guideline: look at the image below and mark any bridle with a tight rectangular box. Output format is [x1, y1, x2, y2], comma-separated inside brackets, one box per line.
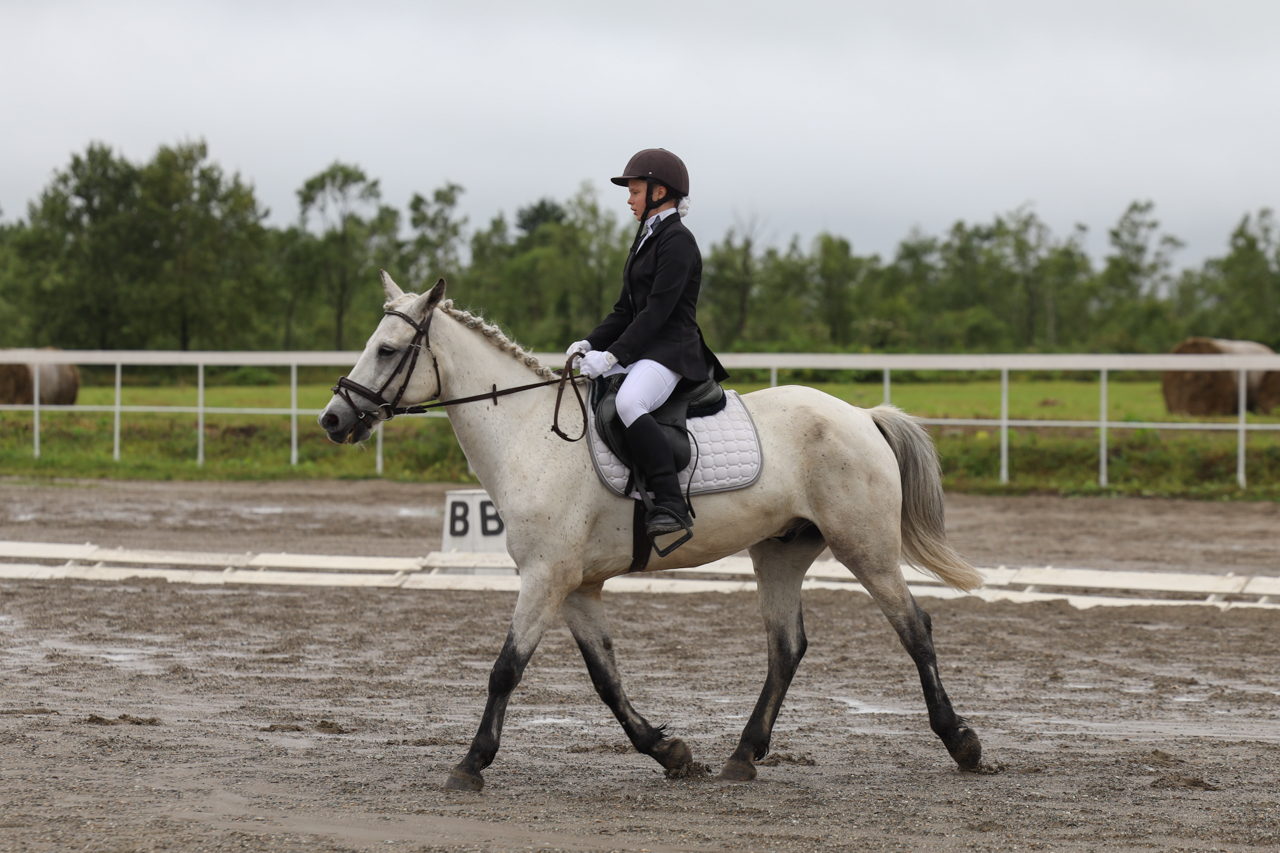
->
[331, 308, 589, 442]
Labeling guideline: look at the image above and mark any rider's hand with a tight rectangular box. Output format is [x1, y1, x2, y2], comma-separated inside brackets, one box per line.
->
[579, 350, 618, 378]
[565, 340, 592, 358]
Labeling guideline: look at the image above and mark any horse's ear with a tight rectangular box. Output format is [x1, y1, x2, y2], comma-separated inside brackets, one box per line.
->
[427, 277, 447, 305]
[380, 270, 404, 301]
[408, 278, 447, 320]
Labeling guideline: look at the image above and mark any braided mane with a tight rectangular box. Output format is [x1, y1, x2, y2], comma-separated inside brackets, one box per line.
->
[439, 300, 554, 378]
[383, 294, 553, 378]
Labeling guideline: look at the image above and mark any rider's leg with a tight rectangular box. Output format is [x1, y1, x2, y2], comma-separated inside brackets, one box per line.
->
[616, 360, 688, 533]
[624, 413, 688, 529]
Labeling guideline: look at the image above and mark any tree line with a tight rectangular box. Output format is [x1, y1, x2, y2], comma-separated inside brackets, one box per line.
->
[1, 141, 1277, 356]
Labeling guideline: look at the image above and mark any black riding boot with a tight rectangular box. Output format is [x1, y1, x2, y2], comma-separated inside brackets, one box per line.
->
[624, 413, 692, 538]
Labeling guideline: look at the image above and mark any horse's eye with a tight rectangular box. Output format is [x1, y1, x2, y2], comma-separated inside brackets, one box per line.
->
[378, 345, 397, 358]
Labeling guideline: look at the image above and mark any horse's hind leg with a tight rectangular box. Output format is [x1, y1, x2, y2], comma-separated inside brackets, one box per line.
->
[559, 585, 694, 773]
[718, 527, 827, 782]
[835, 543, 982, 771]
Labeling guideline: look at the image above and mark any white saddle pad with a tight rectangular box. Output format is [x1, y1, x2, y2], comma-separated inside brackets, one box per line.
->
[587, 390, 763, 499]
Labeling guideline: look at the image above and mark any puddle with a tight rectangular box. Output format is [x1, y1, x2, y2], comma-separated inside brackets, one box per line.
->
[983, 711, 1280, 741]
[395, 508, 438, 518]
[830, 697, 903, 715]
[39, 641, 173, 675]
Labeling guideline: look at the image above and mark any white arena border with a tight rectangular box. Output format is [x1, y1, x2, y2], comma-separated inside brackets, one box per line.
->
[1, 540, 1277, 611]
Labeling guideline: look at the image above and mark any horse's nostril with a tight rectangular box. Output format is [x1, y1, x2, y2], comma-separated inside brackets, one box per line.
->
[322, 413, 339, 428]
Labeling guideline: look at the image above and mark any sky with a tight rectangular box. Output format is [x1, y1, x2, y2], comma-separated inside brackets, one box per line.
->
[2, 1, 1278, 268]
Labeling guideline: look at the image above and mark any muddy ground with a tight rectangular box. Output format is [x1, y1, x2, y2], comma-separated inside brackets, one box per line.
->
[2, 481, 1279, 852]
[3, 478, 1279, 575]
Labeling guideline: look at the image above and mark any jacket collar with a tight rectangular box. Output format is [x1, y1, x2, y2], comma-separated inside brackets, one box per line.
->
[635, 210, 680, 253]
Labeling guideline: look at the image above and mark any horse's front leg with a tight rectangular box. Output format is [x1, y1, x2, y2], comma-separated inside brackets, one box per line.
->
[444, 568, 576, 791]
[560, 585, 694, 773]
[718, 531, 826, 782]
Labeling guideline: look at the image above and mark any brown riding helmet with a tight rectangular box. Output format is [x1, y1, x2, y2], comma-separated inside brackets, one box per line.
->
[611, 148, 689, 197]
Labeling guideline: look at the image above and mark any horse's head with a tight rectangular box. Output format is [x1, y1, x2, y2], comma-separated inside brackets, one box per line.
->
[319, 271, 447, 444]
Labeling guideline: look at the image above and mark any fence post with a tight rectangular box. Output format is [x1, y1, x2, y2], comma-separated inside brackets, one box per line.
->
[32, 363, 41, 459]
[769, 365, 777, 387]
[113, 363, 122, 462]
[1238, 368, 1247, 489]
[882, 369, 891, 405]
[999, 368, 1009, 484]
[197, 363, 205, 467]
[1099, 369, 1108, 487]
[290, 362, 299, 466]
[376, 421, 384, 475]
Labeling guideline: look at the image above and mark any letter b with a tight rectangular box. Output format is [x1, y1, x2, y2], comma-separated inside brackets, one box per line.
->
[449, 501, 469, 537]
[480, 500, 505, 536]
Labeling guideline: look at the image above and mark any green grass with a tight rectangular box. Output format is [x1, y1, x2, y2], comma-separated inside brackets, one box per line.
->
[731, 378, 1280, 425]
[3, 380, 1278, 499]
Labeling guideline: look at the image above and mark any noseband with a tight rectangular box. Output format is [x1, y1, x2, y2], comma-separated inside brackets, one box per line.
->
[331, 308, 587, 441]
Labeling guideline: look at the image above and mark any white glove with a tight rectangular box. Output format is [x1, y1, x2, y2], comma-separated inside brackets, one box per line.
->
[565, 339, 592, 358]
[579, 350, 618, 378]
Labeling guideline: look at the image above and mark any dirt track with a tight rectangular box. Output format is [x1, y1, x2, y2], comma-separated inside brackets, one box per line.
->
[3, 478, 1279, 575]
[2, 481, 1280, 851]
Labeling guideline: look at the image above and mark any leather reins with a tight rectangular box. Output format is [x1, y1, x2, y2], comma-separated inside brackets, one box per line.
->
[332, 309, 589, 442]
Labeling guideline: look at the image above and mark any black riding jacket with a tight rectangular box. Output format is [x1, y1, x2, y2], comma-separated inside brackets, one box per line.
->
[585, 213, 728, 382]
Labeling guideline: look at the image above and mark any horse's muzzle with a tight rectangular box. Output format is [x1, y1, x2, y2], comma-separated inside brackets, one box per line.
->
[319, 406, 371, 445]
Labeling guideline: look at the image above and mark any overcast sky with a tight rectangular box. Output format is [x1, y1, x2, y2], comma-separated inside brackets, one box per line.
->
[3, 1, 1278, 268]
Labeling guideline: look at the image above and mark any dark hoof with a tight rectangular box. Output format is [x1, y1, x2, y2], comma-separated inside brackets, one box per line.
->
[715, 757, 756, 782]
[948, 726, 983, 772]
[443, 768, 484, 791]
[653, 737, 694, 771]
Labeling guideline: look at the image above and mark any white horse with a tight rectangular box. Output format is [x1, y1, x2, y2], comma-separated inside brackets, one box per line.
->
[320, 274, 985, 791]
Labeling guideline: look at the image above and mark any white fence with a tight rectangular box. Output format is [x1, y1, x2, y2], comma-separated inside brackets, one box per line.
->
[3, 348, 1280, 488]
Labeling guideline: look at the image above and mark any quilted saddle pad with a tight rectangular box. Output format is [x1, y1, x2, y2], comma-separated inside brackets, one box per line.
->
[587, 389, 763, 499]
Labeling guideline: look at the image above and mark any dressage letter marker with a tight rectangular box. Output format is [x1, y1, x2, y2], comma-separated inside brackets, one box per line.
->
[442, 489, 508, 555]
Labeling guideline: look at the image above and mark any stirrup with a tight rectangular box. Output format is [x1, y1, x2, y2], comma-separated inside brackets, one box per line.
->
[645, 506, 693, 557]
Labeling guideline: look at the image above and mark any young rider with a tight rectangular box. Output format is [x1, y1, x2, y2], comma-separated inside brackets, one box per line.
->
[566, 148, 728, 545]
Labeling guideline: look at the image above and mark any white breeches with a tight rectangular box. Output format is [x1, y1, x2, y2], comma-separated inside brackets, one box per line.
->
[606, 358, 682, 427]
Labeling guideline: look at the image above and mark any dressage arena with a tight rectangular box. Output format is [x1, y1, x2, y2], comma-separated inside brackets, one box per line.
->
[2, 481, 1279, 852]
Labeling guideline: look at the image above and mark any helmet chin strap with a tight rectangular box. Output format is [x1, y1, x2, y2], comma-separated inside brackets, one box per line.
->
[630, 177, 673, 252]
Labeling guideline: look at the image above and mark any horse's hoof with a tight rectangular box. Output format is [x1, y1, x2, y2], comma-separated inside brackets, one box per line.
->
[715, 758, 757, 782]
[948, 726, 983, 772]
[654, 737, 694, 771]
[443, 768, 484, 791]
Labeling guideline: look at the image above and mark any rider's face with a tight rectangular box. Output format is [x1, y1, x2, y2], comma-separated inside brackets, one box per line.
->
[627, 179, 667, 222]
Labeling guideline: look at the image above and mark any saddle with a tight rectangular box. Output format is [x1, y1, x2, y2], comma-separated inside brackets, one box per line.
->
[585, 376, 761, 569]
[592, 374, 727, 473]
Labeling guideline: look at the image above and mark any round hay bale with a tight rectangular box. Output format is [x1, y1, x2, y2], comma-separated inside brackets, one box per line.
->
[1161, 337, 1274, 415]
[0, 350, 81, 405]
[1258, 369, 1280, 415]
[36, 359, 81, 405]
[0, 362, 34, 404]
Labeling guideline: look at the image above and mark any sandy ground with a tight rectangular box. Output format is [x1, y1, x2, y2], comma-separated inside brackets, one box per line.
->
[2, 478, 1279, 575]
[2, 481, 1279, 852]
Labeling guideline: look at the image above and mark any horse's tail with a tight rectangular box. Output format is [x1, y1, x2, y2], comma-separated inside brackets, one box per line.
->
[869, 405, 983, 592]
